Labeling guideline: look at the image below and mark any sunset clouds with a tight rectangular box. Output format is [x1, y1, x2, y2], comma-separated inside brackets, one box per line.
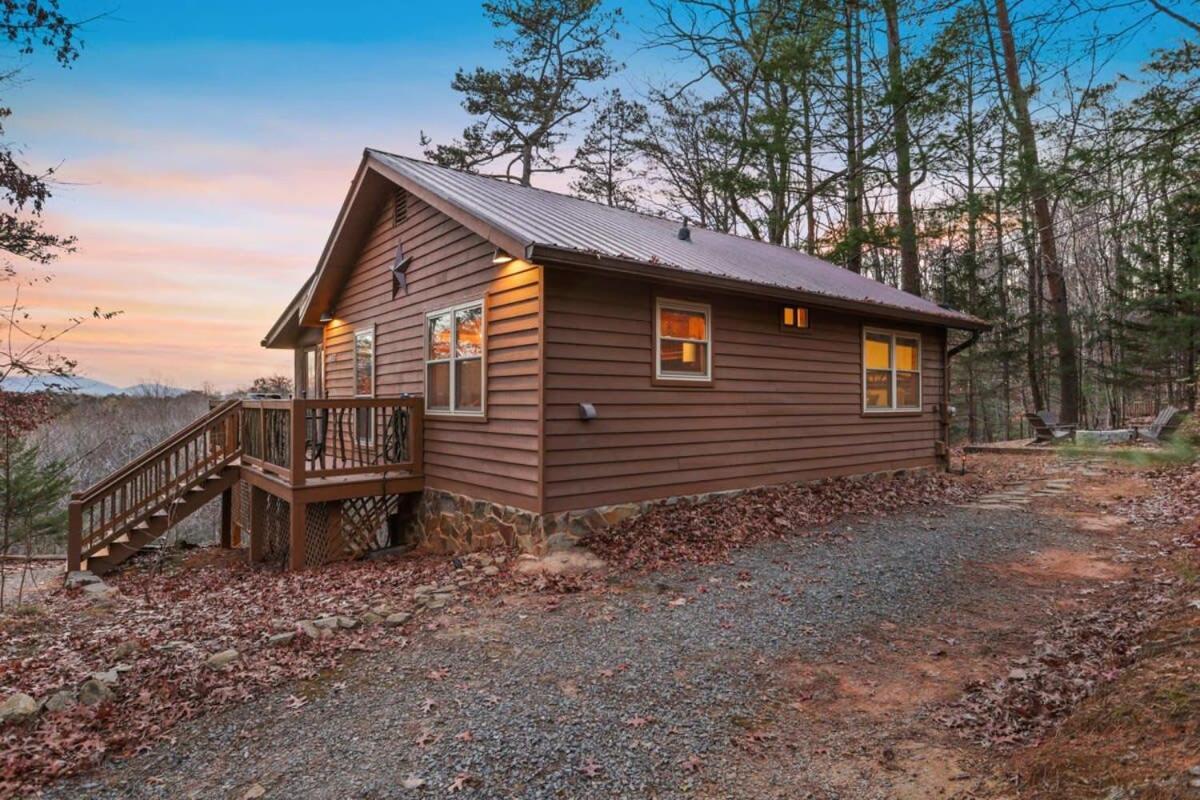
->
[4, 0, 663, 390]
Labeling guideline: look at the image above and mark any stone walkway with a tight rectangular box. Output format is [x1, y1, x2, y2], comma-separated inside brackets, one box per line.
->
[958, 459, 1108, 511]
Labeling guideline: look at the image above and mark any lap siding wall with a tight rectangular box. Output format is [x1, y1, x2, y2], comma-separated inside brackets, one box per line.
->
[321, 191, 542, 511]
[541, 266, 945, 514]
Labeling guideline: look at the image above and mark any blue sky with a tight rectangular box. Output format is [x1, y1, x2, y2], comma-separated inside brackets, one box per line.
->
[6, 0, 670, 390]
[3, 0, 1190, 390]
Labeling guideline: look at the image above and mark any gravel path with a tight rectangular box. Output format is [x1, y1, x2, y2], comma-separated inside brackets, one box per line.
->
[51, 500, 1074, 799]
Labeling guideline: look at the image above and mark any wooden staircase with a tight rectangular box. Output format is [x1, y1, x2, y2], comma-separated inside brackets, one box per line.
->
[68, 399, 244, 576]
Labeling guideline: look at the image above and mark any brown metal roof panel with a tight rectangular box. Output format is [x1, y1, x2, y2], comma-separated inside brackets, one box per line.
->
[367, 150, 986, 329]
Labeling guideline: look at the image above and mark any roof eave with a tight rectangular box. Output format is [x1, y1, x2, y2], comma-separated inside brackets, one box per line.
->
[528, 244, 991, 332]
[261, 275, 313, 349]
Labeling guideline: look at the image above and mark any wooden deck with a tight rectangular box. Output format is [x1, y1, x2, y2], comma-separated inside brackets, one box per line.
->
[68, 397, 425, 574]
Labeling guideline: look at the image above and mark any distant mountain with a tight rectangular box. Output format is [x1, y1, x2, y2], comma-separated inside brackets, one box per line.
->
[122, 383, 192, 398]
[1, 376, 191, 397]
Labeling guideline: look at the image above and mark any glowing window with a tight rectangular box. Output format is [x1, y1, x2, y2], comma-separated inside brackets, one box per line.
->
[781, 305, 810, 330]
[426, 300, 485, 414]
[863, 329, 922, 412]
[655, 299, 711, 381]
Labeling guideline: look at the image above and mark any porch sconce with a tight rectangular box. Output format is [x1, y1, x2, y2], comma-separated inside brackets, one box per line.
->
[491, 248, 514, 265]
[319, 310, 334, 323]
[578, 402, 598, 421]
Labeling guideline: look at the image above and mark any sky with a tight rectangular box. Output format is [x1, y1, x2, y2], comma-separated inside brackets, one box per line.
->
[4, 0, 1187, 392]
[7, 0, 666, 391]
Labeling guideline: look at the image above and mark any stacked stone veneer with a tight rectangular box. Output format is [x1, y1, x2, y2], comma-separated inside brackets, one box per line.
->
[409, 466, 934, 555]
[408, 488, 649, 555]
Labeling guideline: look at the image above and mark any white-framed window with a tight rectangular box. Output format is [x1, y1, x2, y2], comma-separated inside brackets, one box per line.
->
[425, 300, 485, 415]
[354, 326, 375, 443]
[655, 298, 712, 382]
[863, 328, 922, 412]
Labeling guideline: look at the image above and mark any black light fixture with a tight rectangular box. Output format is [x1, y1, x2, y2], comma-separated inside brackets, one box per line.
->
[319, 309, 334, 323]
[391, 241, 413, 298]
[491, 248, 514, 265]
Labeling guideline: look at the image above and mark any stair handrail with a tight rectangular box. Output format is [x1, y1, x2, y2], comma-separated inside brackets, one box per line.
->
[72, 398, 242, 503]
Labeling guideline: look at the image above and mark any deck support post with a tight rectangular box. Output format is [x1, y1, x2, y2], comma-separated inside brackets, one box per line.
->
[67, 496, 83, 572]
[248, 485, 268, 563]
[288, 500, 307, 571]
[219, 487, 233, 548]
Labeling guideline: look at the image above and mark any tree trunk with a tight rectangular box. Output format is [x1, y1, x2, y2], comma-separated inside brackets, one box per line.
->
[883, 0, 920, 296]
[843, 0, 863, 274]
[993, 0, 1080, 423]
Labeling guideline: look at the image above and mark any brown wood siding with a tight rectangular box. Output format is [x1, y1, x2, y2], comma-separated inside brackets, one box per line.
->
[320, 192, 541, 510]
[542, 267, 945, 513]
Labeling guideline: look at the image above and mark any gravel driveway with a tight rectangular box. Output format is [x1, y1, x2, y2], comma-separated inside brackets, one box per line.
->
[51, 500, 1069, 799]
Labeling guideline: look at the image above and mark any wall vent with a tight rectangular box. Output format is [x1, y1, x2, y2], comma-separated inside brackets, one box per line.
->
[393, 188, 408, 226]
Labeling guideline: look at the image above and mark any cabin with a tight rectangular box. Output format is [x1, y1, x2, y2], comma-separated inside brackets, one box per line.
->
[67, 150, 987, 575]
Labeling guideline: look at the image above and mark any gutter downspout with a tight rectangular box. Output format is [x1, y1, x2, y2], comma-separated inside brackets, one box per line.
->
[941, 328, 984, 472]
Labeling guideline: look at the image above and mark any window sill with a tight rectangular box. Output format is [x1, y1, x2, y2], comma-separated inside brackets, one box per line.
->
[652, 376, 714, 388]
[425, 411, 489, 423]
[861, 409, 925, 418]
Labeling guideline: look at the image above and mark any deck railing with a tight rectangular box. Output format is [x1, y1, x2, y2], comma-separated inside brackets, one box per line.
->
[241, 397, 423, 486]
[67, 396, 424, 572]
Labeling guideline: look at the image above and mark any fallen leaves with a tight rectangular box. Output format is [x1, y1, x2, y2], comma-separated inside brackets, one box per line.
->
[0, 549, 519, 797]
[938, 578, 1179, 749]
[587, 466, 1005, 571]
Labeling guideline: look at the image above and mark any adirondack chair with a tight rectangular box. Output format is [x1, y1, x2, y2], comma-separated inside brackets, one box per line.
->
[1025, 412, 1076, 443]
[1136, 405, 1184, 443]
[1036, 410, 1064, 428]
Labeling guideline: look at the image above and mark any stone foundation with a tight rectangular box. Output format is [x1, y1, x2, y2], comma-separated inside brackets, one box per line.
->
[408, 466, 934, 556]
[409, 490, 544, 554]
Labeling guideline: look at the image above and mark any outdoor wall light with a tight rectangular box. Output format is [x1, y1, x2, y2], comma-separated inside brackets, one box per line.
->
[491, 248, 514, 265]
[319, 310, 334, 323]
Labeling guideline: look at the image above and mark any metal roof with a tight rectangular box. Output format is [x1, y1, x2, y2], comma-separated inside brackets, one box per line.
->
[368, 149, 987, 330]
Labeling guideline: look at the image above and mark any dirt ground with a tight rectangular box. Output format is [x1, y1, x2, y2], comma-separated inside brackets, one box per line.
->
[696, 457, 1200, 800]
[12, 453, 1200, 799]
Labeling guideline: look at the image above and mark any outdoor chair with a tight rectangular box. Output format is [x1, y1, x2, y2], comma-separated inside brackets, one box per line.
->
[1026, 411, 1076, 444]
[1135, 405, 1184, 443]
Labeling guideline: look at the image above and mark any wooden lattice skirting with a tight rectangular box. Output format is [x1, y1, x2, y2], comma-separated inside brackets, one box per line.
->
[251, 493, 402, 568]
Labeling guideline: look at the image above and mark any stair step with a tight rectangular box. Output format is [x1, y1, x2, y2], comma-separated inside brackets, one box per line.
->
[134, 522, 151, 531]
[113, 534, 131, 544]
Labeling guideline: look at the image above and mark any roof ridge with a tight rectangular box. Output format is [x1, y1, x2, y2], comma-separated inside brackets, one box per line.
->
[366, 147, 720, 230]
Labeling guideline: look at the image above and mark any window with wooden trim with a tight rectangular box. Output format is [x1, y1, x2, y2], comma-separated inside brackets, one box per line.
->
[863, 328, 922, 412]
[655, 298, 711, 381]
[425, 300, 484, 415]
[354, 327, 375, 442]
[781, 305, 810, 331]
